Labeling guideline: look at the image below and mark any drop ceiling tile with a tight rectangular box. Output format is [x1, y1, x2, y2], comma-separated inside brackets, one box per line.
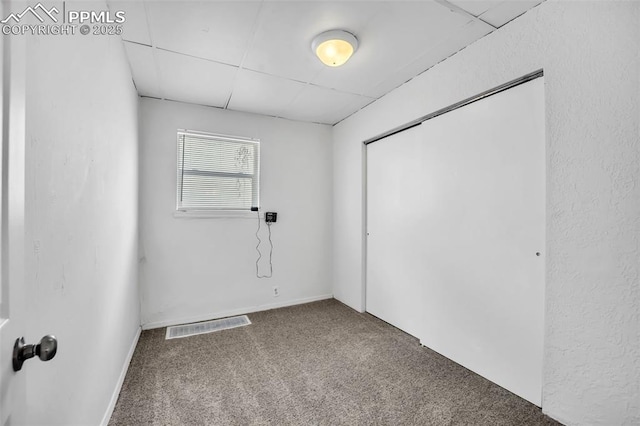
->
[281, 85, 374, 125]
[311, 1, 470, 97]
[480, 0, 543, 27]
[243, 1, 383, 83]
[366, 19, 494, 98]
[123, 42, 160, 97]
[109, 1, 151, 45]
[145, 1, 261, 66]
[227, 69, 306, 118]
[155, 49, 237, 108]
[448, 0, 502, 17]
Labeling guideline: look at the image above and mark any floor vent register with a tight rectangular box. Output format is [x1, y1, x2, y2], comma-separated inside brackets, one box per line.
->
[165, 315, 251, 340]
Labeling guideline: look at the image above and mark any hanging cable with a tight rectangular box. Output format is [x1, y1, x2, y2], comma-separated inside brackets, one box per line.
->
[255, 209, 273, 278]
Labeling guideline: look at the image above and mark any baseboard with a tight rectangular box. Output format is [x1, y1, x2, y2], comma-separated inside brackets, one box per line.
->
[142, 294, 333, 330]
[100, 326, 141, 426]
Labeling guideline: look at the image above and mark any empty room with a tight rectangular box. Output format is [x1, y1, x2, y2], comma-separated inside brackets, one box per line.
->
[1, 0, 638, 425]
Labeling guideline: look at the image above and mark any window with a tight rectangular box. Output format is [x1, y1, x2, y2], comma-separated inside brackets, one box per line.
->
[176, 130, 260, 211]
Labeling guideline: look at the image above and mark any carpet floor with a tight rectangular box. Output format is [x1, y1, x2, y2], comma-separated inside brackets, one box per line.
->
[109, 299, 560, 425]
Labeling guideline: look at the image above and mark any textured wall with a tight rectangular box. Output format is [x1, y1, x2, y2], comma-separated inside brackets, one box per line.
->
[23, 5, 140, 424]
[139, 99, 333, 329]
[333, 1, 640, 424]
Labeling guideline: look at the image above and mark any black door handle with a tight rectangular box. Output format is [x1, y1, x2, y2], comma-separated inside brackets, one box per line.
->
[13, 335, 57, 371]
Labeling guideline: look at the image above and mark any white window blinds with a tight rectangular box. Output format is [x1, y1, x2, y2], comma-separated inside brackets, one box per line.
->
[177, 131, 260, 211]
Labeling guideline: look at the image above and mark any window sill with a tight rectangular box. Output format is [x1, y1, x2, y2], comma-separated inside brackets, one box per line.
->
[173, 210, 262, 219]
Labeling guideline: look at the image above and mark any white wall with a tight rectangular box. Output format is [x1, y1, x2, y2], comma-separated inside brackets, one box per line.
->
[23, 4, 141, 424]
[139, 99, 333, 328]
[333, 1, 640, 425]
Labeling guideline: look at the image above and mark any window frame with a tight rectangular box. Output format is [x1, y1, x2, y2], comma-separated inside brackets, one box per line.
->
[175, 129, 260, 218]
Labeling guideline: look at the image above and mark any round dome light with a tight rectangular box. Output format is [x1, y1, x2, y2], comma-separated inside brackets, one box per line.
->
[311, 30, 358, 67]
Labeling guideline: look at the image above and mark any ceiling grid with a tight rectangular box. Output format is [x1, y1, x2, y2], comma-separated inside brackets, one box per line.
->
[110, 0, 545, 125]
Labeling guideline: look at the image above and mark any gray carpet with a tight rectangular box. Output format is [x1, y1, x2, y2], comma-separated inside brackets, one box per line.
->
[109, 299, 560, 425]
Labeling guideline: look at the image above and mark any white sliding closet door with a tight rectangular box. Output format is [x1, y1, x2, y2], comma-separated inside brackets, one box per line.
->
[366, 77, 545, 405]
[366, 123, 428, 339]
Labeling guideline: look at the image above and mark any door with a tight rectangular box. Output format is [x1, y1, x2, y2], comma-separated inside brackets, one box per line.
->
[366, 124, 426, 339]
[0, 10, 27, 425]
[366, 77, 545, 405]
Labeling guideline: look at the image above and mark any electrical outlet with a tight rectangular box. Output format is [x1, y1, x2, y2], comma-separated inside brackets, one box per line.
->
[273, 286, 279, 297]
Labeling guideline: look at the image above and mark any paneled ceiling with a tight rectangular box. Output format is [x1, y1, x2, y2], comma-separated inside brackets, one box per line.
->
[110, 0, 544, 125]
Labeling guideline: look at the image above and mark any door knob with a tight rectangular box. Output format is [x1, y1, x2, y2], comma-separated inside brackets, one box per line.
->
[13, 335, 58, 372]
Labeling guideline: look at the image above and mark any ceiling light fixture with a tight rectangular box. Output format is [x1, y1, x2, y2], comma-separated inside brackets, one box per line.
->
[311, 29, 358, 67]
